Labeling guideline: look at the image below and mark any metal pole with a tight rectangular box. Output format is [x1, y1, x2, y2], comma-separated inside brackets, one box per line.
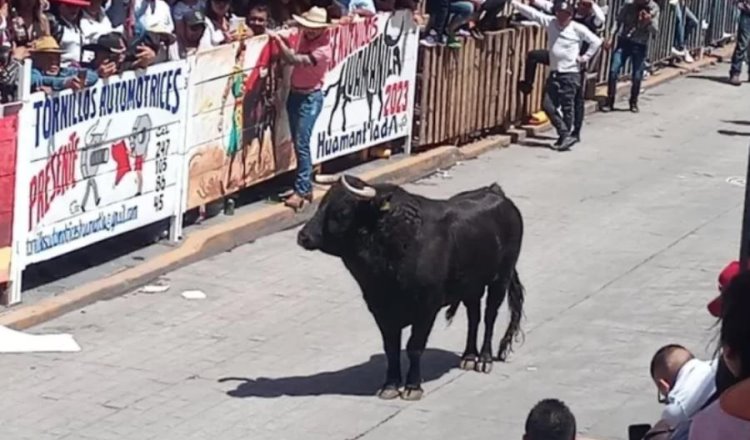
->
[740, 143, 750, 272]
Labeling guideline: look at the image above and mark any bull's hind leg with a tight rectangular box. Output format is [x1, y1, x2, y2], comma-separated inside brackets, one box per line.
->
[459, 297, 481, 371]
[402, 309, 439, 401]
[478, 279, 510, 373]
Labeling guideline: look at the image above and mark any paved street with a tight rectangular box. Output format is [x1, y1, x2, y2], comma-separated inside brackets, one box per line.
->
[2, 63, 749, 440]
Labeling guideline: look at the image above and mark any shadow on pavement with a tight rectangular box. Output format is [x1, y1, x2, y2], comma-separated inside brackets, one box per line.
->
[218, 348, 460, 398]
[686, 74, 733, 85]
[717, 129, 750, 137]
[721, 120, 750, 126]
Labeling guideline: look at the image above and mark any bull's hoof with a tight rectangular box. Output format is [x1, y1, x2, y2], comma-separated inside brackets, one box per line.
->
[401, 386, 424, 401]
[475, 360, 493, 374]
[377, 385, 401, 400]
[459, 356, 478, 371]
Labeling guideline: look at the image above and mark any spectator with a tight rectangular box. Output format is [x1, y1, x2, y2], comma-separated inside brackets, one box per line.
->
[512, 0, 601, 151]
[600, 0, 659, 113]
[518, 0, 605, 143]
[670, 0, 698, 63]
[374, 0, 418, 11]
[0, 46, 21, 102]
[708, 261, 745, 395]
[49, 0, 89, 68]
[340, 0, 377, 15]
[180, 9, 205, 55]
[131, 0, 174, 38]
[524, 399, 577, 440]
[30, 35, 97, 92]
[131, 22, 175, 63]
[689, 270, 750, 439]
[8, 0, 51, 53]
[650, 344, 717, 428]
[245, 3, 269, 36]
[311, 0, 344, 20]
[172, 0, 204, 53]
[268, 6, 331, 211]
[473, 0, 509, 34]
[81, 0, 120, 46]
[0, 0, 11, 48]
[199, 0, 239, 49]
[82, 31, 125, 77]
[420, 0, 475, 48]
[729, 0, 750, 85]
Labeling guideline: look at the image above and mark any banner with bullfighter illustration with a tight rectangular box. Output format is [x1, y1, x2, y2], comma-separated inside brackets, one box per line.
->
[185, 32, 297, 210]
[16, 60, 187, 265]
[313, 10, 419, 164]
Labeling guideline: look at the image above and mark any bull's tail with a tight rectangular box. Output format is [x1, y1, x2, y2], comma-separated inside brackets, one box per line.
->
[497, 267, 525, 361]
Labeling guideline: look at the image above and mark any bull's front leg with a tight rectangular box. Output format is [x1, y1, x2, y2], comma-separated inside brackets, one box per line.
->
[403, 309, 439, 401]
[375, 317, 402, 400]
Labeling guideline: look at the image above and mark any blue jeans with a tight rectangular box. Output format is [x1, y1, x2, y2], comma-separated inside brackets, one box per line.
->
[673, 2, 699, 51]
[287, 90, 323, 196]
[730, 12, 750, 76]
[426, 0, 474, 35]
[607, 38, 648, 104]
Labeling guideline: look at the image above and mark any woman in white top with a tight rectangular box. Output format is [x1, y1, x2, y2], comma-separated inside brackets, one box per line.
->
[81, 0, 123, 45]
[199, 0, 239, 49]
[49, 0, 88, 67]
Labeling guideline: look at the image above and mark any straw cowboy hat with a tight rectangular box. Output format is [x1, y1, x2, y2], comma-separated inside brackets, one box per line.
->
[30, 36, 63, 53]
[293, 6, 330, 29]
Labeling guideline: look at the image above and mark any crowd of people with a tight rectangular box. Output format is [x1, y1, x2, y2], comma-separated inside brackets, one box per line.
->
[0, 0, 421, 103]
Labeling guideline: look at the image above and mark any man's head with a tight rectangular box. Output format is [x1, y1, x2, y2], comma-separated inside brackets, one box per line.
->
[553, 0, 575, 26]
[650, 344, 694, 402]
[84, 32, 127, 70]
[247, 4, 269, 35]
[576, 0, 594, 15]
[293, 6, 330, 40]
[184, 10, 207, 47]
[634, 0, 649, 7]
[30, 36, 63, 76]
[524, 399, 577, 440]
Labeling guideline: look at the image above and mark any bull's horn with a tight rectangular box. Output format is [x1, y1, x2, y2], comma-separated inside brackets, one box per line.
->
[314, 174, 340, 184]
[341, 175, 376, 199]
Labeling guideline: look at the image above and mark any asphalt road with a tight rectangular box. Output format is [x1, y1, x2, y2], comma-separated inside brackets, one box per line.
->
[1, 63, 748, 440]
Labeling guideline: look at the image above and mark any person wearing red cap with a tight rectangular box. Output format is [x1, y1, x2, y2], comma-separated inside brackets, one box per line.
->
[689, 270, 750, 439]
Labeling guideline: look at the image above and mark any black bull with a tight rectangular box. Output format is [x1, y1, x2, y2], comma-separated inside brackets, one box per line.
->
[297, 175, 525, 401]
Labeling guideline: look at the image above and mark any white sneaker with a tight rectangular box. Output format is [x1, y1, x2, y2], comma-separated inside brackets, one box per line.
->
[684, 52, 694, 63]
[671, 47, 686, 57]
[701, 20, 709, 30]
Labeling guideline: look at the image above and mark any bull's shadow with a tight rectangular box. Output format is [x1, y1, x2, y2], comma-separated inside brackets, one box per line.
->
[218, 349, 460, 398]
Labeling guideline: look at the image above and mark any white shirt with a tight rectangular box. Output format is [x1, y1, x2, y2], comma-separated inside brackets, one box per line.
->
[133, 0, 175, 33]
[533, 0, 606, 29]
[198, 16, 240, 50]
[343, 0, 377, 14]
[512, 0, 602, 73]
[81, 8, 122, 45]
[662, 358, 718, 427]
[58, 24, 84, 67]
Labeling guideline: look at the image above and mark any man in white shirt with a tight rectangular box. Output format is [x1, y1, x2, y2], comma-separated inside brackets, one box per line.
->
[512, 0, 601, 151]
[650, 344, 718, 427]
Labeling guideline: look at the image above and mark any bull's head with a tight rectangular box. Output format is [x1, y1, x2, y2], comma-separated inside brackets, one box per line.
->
[297, 174, 381, 257]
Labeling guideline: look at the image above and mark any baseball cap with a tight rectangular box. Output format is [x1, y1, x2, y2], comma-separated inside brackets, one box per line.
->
[553, 0, 575, 14]
[83, 32, 127, 54]
[707, 260, 742, 317]
[184, 10, 206, 27]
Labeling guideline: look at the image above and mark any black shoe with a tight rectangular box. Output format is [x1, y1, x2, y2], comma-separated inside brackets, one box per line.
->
[555, 136, 576, 151]
[630, 102, 639, 113]
[518, 81, 533, 95]
[554, 136, 564, 147]
[571, 131, 580, 143]
[600, 101, 614, 112]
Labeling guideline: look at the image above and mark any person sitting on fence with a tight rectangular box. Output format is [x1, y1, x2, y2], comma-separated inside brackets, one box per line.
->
[729, 0, 750, 85]
[268, 6, 331, 211]
[517, 0, 604, 143]
[512, 0, 601, 151]
[600, 0, 659, 113]
[30, 35, 98, 93]
[670, 0, 699, 63]
[472, 0, 509, 35]
[420, 0, 475, 48]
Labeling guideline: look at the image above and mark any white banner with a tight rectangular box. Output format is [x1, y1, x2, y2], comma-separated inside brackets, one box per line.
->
[18, 60, 188, 264]
[312, 10, 419, 164]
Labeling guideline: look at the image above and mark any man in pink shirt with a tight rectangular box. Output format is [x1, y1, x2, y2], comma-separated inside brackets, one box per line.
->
[269, 6, 332, 211]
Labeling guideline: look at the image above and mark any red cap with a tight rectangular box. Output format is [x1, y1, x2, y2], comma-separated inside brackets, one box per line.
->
[708, 261, 741, 317]
[51, 0, 91, 6]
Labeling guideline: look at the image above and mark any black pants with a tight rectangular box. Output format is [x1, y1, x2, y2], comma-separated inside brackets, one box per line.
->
[426, 0, 450, 36]
[523, 49, 550, 88]
[527, 51, 586, 136]
[476, 0, 509, 31]
[543, 72, 580, 138]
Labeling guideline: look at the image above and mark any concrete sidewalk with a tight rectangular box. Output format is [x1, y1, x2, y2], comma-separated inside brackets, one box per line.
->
[0, 63, 747, 440]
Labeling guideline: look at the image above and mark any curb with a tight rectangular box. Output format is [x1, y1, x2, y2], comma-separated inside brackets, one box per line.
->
[517, 45, 733, 138]
[0, 136, 511, 330]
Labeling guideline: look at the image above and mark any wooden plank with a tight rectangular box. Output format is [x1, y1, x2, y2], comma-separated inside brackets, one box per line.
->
[498, 31, 509, 128]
